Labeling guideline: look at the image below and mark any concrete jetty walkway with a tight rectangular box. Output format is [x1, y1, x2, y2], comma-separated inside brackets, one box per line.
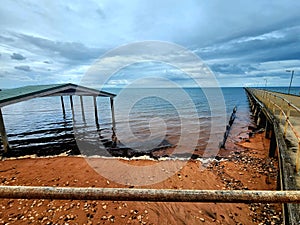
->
[245, 88, 300, 224]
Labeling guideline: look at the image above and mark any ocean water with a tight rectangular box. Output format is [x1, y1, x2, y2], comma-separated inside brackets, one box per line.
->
[260, 86, 300, 96]
[0, 87, 258, 157]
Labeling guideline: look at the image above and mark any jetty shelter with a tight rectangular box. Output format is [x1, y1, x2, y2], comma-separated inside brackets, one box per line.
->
[0, 83, 116, 153]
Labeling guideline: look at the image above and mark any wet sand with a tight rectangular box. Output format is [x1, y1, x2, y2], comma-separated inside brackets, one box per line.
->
[0, 132, 282, 225]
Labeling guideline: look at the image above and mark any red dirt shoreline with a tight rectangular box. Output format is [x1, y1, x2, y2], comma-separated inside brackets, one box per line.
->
[0, 131, 282, 224]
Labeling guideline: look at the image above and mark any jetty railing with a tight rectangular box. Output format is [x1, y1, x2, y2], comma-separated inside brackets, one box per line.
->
[0, 186, 300, 203]
[250, 89, 300, 172]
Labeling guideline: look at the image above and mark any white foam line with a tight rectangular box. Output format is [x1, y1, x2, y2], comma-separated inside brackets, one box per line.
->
[3, 153, 228, 163]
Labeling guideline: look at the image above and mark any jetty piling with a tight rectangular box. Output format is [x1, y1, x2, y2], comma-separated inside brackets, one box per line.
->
[69, 95, 75, 122]
[110, 97, 117, 141]
[269, 129, 277, 158]
[93, 96, 99, 129]
[80, 96, 86, 123]
[60, 96, 66, 119]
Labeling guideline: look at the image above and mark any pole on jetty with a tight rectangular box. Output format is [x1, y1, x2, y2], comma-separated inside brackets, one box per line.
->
[93, 96, 99, 129]
[60, 96, 66, 119]
[286, 70, 294, 94]
[0, 186, 300, 203]
[69, 95, 75, 122]
[0, 108, 9, 153]
[80, 96, 86, 123]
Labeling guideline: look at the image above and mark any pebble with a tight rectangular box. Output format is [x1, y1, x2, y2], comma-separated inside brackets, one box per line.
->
[101, 216, 108, 220]
[199, 217, 205, 222]
[137, 215, 142, 221]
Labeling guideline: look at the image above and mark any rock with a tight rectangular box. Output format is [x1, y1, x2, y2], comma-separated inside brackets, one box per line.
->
[137, 215, 142, 221]
[101, 216, 108, 220]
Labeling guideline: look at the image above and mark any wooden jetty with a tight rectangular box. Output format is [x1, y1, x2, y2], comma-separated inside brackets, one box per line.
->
[245, 87, 300, 224]
[0, 83, 116, 153]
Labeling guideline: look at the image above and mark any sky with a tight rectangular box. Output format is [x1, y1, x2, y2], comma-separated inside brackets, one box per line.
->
[0, 0, 300, 88]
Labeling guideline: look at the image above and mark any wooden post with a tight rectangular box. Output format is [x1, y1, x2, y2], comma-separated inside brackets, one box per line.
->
[70, 95, 75, 122]
[110, 97, 117, 145]
[0, 108, 9, 153]
[110, 97, 116, 131]
[269, 129, 277, 157]
[60, 96, 66, 119]
[93, 96, 99, 128]
[80, 96, 86, 123]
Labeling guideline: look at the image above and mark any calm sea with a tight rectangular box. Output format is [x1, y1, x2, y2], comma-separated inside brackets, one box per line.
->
[1, 87, 299, 157]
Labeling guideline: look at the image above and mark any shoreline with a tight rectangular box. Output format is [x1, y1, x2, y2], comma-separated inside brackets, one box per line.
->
[0, 129, 283, 224]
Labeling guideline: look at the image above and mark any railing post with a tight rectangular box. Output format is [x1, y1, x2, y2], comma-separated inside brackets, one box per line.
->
[279, 109, 283, 122]
[296, 141, 300, 173]
[268, 96, 271, 108]
[283, 105, 291, 137]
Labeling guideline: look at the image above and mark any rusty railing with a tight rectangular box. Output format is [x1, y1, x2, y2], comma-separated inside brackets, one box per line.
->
[251, 89, 300, 172]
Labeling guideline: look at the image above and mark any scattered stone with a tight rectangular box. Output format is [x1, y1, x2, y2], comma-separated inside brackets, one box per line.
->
[101, 216, 108, 220]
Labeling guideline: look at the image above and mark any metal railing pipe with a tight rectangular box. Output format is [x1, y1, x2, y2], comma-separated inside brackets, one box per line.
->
[0, 186, 300, 203]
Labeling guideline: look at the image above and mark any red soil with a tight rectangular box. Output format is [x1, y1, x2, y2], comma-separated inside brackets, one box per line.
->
[0, 132, 282, 224]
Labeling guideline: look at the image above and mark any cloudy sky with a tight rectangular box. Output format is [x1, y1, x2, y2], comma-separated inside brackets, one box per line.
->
[0, 0, 300, 88]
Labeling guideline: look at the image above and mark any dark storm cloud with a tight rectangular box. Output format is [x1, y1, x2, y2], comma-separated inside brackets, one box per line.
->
[14, 65, 31, 72]
[0, 35, 14, 42]
[16, 33, 103, 62]
[199, 26, 300, 63]
[210, 64, 259, 75]
[11, 52, 26, 60]
[0, 0, 300, 87]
